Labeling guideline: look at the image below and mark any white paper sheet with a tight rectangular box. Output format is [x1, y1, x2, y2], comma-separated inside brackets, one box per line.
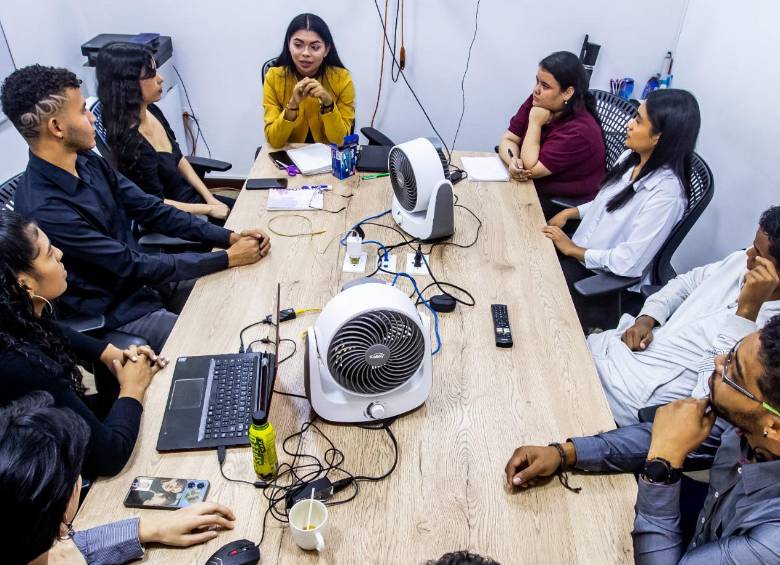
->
[460, 156, 509, 182]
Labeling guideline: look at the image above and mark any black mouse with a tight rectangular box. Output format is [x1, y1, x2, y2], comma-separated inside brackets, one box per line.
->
[205, 538, 260, 565]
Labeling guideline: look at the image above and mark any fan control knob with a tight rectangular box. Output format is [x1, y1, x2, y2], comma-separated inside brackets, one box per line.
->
[367, 402, 386, 420]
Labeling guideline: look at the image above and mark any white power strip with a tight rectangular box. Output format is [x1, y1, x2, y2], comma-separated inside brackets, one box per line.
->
[405, 252, 430, 276]
[343, 252, 367, 273]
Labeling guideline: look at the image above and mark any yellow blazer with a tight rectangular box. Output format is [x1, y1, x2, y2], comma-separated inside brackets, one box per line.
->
[263, 66, 355, 148]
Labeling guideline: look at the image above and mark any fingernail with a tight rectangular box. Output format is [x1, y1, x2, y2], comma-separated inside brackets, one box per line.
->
[132, 356, 138, 361]
[513, 476, 522, 485]
[112, 359, 119, 364]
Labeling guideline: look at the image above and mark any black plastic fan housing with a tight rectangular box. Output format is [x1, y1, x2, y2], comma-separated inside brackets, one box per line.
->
[326, 309, 425, 394]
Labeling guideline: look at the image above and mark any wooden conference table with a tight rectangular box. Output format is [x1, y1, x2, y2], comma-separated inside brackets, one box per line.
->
[75, 147, 637, 564]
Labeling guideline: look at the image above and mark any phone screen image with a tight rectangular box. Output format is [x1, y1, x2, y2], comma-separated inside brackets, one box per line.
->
[124, 476, 209, 510]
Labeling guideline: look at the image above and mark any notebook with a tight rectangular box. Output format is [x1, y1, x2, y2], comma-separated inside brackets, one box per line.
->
[460, 156, 509, 182]
[287, 143, 332, 175]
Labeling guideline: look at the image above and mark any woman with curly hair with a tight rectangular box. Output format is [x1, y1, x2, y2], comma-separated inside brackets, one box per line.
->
[0, 210, 167, 478]
[96, 42, 234, 222]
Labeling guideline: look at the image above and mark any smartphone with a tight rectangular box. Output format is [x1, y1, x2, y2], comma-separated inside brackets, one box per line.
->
[246, 177, 288, 190]
[123, 476, 210, 510]
[268, 150, 294, 169]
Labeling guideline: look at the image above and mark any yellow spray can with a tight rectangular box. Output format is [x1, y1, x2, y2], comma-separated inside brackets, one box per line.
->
[248, 412, 278, 480]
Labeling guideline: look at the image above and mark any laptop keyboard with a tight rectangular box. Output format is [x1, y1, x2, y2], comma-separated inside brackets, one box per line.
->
[203, 357, 256, 441]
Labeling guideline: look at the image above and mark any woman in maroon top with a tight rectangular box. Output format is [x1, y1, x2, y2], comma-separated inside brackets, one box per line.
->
[498, 51, 606, 216]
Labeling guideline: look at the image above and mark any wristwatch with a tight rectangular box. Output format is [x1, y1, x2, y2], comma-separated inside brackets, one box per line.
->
[642, 457, 682, 484]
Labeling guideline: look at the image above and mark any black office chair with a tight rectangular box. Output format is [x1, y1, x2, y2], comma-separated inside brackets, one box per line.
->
[572, 153, 715, 320]
[548, 89, 639, 212]
[89, 99, 232, 181]
[89, 100, 216, 251]
[0, 171, 22, 211]
[256, 57, 363, 160]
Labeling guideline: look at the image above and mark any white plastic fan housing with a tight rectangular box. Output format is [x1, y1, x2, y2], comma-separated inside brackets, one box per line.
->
[389, 137, 455, 240]
[305, 282, 432, 423]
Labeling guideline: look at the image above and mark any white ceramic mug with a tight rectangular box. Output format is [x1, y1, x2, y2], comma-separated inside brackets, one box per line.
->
[289, 499, 328, 551]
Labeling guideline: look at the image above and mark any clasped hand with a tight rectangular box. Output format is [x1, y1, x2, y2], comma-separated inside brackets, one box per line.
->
[291, 77, 333, 107]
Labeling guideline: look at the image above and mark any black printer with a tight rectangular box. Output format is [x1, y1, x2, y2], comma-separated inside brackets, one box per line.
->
[81, 33, 173, 67]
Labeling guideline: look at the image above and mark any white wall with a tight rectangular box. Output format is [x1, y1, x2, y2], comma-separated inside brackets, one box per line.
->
[0, 0, 687, 182]
[0, 2, 88, 179]
[671, 0, 778, 272]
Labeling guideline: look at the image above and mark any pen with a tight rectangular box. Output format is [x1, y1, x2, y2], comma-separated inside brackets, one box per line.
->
[361, 173, 390, 179]
[273, 159, 287, 169]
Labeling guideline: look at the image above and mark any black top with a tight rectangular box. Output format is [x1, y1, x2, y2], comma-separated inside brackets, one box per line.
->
[0, 325, 141, 478]
[120, 104, 204, 204]
[15, 151, 233, 328]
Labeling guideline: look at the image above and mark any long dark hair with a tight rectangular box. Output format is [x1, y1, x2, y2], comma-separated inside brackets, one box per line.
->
[0, 211, 85, 395]
[0, 391, 90, 564]
[275, 13, 346, 78]
[539, 51, 599, 125]
[603, 89, 700, 212]
[96, 42, 156, 173]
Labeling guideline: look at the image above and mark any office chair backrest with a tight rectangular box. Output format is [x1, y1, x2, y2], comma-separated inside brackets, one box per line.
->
[651, 152, 715, 285]
[0, 172, 23, 211]
[589, 89, 638, 170]
[89, 99, 118, 168]
[261, 57, 278, 85]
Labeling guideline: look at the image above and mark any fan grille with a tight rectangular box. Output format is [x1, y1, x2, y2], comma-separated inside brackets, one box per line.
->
[389, 148, 418, 210]
[326, 310, 425, 395]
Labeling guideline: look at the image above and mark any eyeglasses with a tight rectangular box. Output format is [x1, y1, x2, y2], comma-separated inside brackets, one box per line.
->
[722, 340, 780, 417]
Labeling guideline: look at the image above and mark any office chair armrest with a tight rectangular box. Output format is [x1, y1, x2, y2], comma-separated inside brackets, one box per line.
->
[640, 284, 663, 300]
[574, 272, 641, 297]
[138, 233, 199, 248]
[104, 330, 148, 349]
[360, 127, 395, 147]
[549, 196, 591, 209]
[58, 315, 106, 334]
[186, 155, 232, 174]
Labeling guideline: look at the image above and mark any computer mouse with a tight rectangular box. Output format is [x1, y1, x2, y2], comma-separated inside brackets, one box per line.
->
[205, 538, 260, 565]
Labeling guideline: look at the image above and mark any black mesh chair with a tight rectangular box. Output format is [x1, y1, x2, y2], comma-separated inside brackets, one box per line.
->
[0, 172, 146, 349]
[89, 99, 212, 251]
[89, 99, 232, 181]
[549, 89, 639, 211]
[0, 172, 22, 211]
[572, 153, 715, 318]
[256, 57, 366, 159]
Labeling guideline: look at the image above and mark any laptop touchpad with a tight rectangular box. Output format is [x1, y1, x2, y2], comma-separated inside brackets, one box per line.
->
[169, 378, 204, 410]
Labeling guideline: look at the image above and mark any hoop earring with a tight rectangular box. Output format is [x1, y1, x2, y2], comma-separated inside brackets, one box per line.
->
[30, 292, 54, 316]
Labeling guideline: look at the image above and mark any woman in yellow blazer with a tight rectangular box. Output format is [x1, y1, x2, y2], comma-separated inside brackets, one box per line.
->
[264, 13, 355, 148]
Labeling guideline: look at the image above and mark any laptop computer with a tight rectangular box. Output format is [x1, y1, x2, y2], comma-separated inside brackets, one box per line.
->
[156, 284, 280, 451]
[356, 145, 391, 173]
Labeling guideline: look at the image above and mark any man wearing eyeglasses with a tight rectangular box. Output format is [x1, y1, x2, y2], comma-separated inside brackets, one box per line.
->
[588, 206, 780, 426]
[505, 314, 780, 563]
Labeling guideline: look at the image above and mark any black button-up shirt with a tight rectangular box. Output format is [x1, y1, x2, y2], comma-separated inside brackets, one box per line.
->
[15, 151, 232, 328]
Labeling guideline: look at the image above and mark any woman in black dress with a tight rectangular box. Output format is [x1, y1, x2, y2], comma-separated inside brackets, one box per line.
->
[97, 42, 234, 222]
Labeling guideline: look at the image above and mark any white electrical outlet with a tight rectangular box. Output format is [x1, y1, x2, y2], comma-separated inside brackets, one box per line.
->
[343, 252, 367, 273]
[376, 254, 397, 272]
[405, 252, 430, 276]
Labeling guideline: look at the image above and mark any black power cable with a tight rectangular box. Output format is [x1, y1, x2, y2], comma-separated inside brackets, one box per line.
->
[371, 0, 452, 162]
[450, 0, 482, 163]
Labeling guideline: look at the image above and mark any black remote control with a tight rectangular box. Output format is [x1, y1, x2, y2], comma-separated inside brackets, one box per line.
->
[491, 304, 513, 348]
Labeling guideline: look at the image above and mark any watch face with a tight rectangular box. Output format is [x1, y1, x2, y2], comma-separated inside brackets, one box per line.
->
[644, 459, 672, 483]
